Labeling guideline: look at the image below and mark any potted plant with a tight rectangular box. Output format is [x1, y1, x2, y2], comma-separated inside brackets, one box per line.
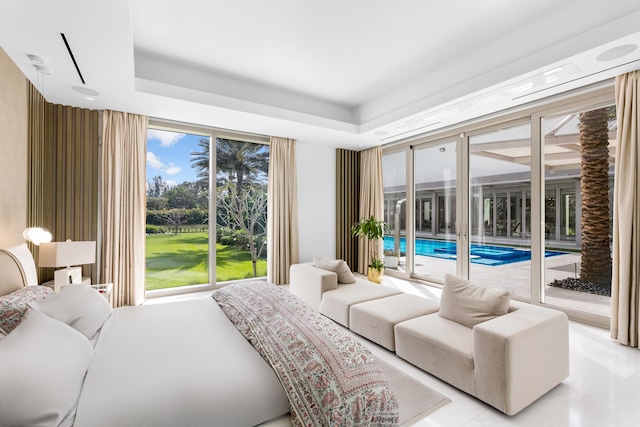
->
[383, 249, 400, 269]
[351, 216, 389, 283]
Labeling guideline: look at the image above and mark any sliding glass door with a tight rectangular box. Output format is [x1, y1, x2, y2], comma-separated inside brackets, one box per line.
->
[412, 139, 458, 282]
[468, 122, 532, 298]
[215, 138, 269, 281]
[383, 150, 407, 274]
[383, 87, 614, 326]
[540, 106, 614, 319]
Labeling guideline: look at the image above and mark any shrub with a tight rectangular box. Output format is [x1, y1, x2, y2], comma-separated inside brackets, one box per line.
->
[216, 227, 250, 248]
[146, 224, 168, 234]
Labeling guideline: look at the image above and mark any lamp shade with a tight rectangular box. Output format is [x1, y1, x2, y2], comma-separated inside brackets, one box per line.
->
[22, 227, 53, 245]
[39, 241, 96, 268]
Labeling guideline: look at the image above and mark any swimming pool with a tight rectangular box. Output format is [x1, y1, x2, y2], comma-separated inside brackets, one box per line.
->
[384, 237, 565, 266]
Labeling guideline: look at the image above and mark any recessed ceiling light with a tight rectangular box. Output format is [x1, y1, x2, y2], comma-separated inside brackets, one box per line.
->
[596, 44, 638, 62]
[72, 86, 100, 96]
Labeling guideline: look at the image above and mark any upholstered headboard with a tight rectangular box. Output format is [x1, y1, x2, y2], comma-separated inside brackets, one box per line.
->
[0, 243, 39, 296]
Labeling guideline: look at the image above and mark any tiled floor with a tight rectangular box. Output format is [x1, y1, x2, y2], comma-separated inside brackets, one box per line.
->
[147, 278, 640, 427]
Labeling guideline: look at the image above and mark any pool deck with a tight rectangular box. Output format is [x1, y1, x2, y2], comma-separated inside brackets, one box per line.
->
[390, 252, 611, 319]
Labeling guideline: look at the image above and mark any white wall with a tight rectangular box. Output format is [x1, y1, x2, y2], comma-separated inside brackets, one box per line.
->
[296, 142, 335, 262]
[0, 48, 28, 247]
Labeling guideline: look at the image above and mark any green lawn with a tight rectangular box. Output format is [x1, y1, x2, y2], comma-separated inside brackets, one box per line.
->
[145, 232, 267, 290]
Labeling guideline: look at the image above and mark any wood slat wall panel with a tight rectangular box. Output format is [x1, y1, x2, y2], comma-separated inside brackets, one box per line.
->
[335, 149, 360, 270]
[27, 84, 46, 276]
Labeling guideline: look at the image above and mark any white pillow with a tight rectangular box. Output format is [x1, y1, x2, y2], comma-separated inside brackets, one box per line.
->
[313, 257, 356, 284]
[0, 310, 93, 426]
[30, 284, 112, 339]
[438, 274, 513, 328]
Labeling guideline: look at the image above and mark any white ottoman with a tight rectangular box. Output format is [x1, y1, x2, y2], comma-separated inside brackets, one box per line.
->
[349, 293, 440, 351]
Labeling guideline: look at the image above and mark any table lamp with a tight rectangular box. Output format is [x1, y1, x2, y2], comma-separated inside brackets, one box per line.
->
[39, 240, 96, 292]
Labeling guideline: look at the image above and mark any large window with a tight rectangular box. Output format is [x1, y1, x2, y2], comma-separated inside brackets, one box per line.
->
[411, 139, 458, 282]
[145, 125, 269, 293]
[542, 106, 614, 319]
[469, 122, 532, 298]
[383, 150, 407, 274]
[383, 85, 615, 326]
[145, 130, 210, 291]
[215, 138, 269, 281]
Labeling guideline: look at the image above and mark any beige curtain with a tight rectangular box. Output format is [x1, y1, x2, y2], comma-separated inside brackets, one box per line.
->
[27, 84, 100, 283]
[43, 104, 100, 282]
[267, 137, 299, 284]
[100, 110, 148, 307]
[611, 70, 640, 347]
[357, 146, 384, 274]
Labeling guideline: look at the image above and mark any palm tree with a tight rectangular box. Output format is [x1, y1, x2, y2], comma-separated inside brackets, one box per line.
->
[216, 139, 269, 191]
[190, 138, 269, 191]
[190, 138, 210, 183]
[578, 107, 612, 289]
[190, 137, 270, 278]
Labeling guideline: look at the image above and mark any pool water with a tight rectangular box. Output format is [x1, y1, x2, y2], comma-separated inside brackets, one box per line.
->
[384, 237, 565, 266]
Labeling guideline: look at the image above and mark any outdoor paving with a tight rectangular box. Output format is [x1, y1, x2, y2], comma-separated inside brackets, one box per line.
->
[389, 252, 611, 318]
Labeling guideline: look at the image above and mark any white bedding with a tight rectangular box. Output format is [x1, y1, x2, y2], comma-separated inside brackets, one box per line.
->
[73, 298, 290, 427]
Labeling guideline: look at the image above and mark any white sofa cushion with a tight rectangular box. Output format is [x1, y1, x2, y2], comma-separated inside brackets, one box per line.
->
[438, 274, 513, 328]
[349, 294, 439, 351]
[320, 283, 402, 327]
[395, 313, 474, 394]
[313, 257, 356, 284]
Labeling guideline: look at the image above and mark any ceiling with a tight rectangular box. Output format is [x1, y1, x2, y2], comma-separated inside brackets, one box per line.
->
[1, 0, 640, 149]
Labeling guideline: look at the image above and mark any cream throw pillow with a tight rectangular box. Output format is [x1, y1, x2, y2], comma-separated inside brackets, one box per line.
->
[438, 274, 513, 328]
[313, 257, 356, 284]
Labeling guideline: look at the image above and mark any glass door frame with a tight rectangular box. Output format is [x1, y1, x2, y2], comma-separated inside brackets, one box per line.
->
[463, 117, 533, 289]
[382, 144, 413, 281]
[531, 92, 615, 328]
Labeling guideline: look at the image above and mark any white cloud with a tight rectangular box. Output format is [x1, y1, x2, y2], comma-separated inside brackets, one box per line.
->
[146, 152, 165, 170]
[147, 129, 186, 147]
[165, 180, 177, 188]
[166, 164, 182, 175]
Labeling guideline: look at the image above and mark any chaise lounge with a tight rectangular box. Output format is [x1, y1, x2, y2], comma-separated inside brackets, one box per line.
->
[289, 262, 569, 416]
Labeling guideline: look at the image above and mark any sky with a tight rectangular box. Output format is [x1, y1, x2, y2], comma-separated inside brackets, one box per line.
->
[146, 129, 207, 187]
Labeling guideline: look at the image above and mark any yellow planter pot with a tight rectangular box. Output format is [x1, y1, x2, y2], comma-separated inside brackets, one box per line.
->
[367, 267, 384, 284]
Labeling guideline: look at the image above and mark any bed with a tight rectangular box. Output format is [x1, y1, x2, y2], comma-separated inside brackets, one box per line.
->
[0, 244, 399, 426]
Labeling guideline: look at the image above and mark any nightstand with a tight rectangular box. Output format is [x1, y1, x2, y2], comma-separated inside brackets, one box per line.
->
[43, 276, 91, 292]
[91, 283, 113, 299]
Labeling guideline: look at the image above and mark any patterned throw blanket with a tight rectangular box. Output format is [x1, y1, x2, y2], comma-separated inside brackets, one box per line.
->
[212, 281, 399, 427]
